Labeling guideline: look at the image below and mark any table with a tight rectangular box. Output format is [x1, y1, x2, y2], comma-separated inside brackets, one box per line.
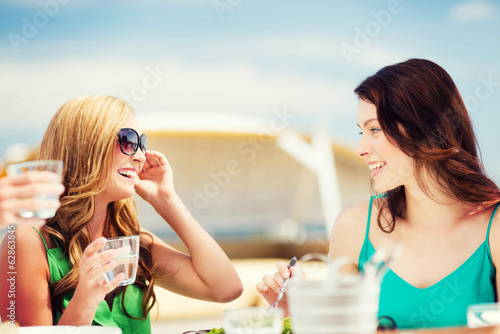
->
[380, 326, 500, 334]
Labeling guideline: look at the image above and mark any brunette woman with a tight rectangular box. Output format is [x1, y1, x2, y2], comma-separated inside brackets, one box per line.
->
[257, 58, 500, 329]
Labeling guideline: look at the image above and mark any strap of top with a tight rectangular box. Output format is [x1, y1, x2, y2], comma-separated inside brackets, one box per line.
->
[366, 196, 375, 240]
[32, 226, 49, 251]
[31, 225, 60, 249]
[486, 202, 500, 240]
[366, 193, 388, 239]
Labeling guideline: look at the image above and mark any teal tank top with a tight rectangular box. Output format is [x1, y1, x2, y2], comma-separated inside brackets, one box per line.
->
[358, 197, 499, 329]
[32, 227, 151, 334]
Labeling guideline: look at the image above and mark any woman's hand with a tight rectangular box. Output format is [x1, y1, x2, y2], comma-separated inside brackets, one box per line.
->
[72, 238, 124, 308]
[0, 172, 65, 228]
[135, 150, 175, 204]
[256, 261, 296, 313]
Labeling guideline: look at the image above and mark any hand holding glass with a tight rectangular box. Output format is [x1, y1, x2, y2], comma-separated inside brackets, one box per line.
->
[6, 160, 63, 219]
[99, 236, 140, 286]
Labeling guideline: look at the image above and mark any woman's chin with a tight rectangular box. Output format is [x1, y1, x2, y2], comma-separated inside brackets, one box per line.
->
[374, 183, 392, 195]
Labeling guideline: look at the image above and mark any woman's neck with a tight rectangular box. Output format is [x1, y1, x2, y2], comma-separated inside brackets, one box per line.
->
[403, 182, 474, 230]
[88, 199, 109, 241]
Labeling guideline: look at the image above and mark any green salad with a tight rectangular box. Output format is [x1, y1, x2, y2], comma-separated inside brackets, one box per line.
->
[282, 317, 292, 334]
[207, 329, 225, 334]
[207, 317, 293, 334]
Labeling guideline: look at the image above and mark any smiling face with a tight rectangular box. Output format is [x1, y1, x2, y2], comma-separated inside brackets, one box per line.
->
[96, 114, 146, 205]
[355, 99, 415, 193]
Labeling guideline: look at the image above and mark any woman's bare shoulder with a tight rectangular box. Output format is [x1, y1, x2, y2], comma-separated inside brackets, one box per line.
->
[1, 224, 49, 276]
[331, 200, 371, 234]
[487, 202, 500, 266]
[9, 224, 44, 243]
[10, 224, 48, 255]
[329, 200, 372, 269]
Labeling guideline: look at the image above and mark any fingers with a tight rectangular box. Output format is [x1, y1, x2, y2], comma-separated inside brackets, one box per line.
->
[262, 273, 283, 295]
[256, 282, 278, 306]
[84, 250, 118, 276]
[0, 174, 64, 226]
[79, 239, 125, 291]
[256, 260, 296, 303]
[276, 261, 291, 279]
[1, 197, 61, 214]
[82, 237, 107, 257]
[142, 151, 170, 170]
[0, 210, 44, 227]
[0, 180, 64, 200]
[80, 238, 123, 271]
[86, 258, 117, 283]
[1, 171, 59, 186]
[89, 261, 125, 295]
[255, 282, 269, 293]
[106, 273, 125, 290]
[257, 272, 289, 308]
[146, 150, 169, 165]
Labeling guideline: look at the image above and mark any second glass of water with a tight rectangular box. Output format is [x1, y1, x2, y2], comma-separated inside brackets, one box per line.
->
[101, 235, 140, 286]
[6, 160, 64, 219]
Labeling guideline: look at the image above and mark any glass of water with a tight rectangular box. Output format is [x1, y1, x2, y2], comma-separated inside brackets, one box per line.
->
[6, 160, 64, 219]
[101, 235, 140, 286]
[223, 307, 284, 334]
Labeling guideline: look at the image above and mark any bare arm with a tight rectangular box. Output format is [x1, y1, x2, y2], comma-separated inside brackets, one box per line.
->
[0, 226, 123, 326]
[256, 202, 369, 315]
[328, 202, 369, 274]
[135, 151, 243, 303]
[488, 205, 500, 301]
[0, 225, 53, 325]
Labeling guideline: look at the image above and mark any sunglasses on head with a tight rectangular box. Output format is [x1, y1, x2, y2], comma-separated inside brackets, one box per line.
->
[117, 128, 147, 156]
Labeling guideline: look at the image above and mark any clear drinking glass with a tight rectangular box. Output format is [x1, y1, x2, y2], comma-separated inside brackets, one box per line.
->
[100, 235, 140, 286]
[287, 254, 380, 334]
[467, 303, 500, 328]
[223, 307, 284, 334]
[6, 160, 64, 219]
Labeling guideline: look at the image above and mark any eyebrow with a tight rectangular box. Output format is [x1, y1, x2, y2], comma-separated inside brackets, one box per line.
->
[356, 118, 378, 128]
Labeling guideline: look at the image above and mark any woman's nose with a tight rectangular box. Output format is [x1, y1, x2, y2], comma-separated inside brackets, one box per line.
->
[355, 136, 371, 158]
[133, 148, 147, 163]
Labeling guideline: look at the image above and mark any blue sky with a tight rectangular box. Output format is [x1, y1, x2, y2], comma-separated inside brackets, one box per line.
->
[1, 0, 499, 179]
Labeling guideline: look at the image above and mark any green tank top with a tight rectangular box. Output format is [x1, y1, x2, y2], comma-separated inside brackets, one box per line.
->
[32, 227, 151, 334]
[358, 196, 499, 329]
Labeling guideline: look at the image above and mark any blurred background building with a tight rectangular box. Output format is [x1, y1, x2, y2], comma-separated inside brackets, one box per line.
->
[135, 113, 371, 258]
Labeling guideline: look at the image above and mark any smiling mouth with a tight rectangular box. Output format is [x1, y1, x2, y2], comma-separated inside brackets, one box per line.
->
[118, 170, 136, 179]
[368, 162, 386, 171]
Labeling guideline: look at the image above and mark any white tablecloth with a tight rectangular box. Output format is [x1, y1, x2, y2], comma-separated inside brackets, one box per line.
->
[18, 326, 122, 334]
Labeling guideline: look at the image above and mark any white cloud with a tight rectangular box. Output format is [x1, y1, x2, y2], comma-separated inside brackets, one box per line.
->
[207, 36, 346, 64]
[349, 46, 409, 71]
[448, 1, 498, 22]
[0, 58, 354, 129]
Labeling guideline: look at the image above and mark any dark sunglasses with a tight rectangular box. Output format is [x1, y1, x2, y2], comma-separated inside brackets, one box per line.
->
[117, 128, 147, 156]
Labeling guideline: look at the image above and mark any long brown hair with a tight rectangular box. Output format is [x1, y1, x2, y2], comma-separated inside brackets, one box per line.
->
[39, 95, 156, 318]
[354, 58, 500, 232]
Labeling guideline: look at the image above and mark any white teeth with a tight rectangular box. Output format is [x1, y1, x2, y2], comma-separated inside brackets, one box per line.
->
[118, 170, 136, 178]
[368, 162, 385, 171]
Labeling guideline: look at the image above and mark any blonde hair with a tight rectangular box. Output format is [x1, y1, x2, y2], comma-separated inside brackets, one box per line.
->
[40, 95, 156, 318]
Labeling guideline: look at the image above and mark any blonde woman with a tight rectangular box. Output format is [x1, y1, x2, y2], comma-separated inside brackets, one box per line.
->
[0, 96, 243, 333]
